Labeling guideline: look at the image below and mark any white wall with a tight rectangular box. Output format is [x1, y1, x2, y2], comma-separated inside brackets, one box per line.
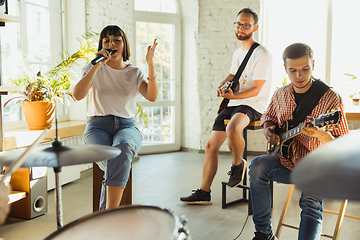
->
[180, 0, 201, 150]
[84, 0, 266, 152]
[85, 0, 135, 63]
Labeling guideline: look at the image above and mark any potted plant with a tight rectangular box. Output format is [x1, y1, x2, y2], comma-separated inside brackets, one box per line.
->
[5, 31, 149, 130]
[4, 32, 99, 130]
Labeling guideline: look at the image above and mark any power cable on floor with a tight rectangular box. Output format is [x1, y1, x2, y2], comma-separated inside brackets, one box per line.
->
[233, 214, 250, 240]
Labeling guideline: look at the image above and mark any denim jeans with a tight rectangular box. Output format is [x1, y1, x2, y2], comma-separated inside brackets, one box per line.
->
[83, 115, 142, 211]
[249, 154, 324, 240]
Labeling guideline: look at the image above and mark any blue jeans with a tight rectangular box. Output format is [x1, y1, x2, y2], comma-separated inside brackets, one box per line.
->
[83, 115, 142, 211]
[249, 154, 323, 240]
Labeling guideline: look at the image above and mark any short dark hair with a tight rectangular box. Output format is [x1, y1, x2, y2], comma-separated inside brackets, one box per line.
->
[282, 43, 314, 65]
[98, 25, 130, 61]
[237, 8, 258, 24]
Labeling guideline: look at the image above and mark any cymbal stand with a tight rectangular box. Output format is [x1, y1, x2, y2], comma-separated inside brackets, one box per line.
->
[52, 103, 64, 229]
[54, 165, 63, 229]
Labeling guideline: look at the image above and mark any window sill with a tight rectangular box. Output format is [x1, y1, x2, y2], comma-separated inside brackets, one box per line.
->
[0, 13, 21, 23]
[4, 120, 86, 150]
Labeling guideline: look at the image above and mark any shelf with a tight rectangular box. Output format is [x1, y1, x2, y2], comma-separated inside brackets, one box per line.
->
[0, 13, 20, 23]
[0, 86, 23, 94]
[8, 190, 26, 204]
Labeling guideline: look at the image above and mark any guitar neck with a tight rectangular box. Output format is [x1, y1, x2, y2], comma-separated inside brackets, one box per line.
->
[279, 123, 305, 142]
[270, 110, 341, 157]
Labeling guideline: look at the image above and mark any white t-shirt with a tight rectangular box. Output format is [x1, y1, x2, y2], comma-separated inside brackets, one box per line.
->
[83, 63, 146, 118]
[228, 45, 272, 113]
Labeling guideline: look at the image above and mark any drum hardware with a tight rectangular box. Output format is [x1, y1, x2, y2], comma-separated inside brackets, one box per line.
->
[0, 141, 120, 227]
[0, 104, 121, 229]
[44, 205, 192, 240]
[177, 215, 191, 240]
[0, 129, 48, 184]
[291, 129, 360, 200]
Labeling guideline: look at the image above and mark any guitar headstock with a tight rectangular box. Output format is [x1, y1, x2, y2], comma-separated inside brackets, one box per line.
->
[315, 110, 342, 130]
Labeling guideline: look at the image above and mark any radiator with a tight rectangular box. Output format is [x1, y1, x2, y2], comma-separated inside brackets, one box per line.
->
[44, 135, 92, 191]
[40, 135, 83, 146]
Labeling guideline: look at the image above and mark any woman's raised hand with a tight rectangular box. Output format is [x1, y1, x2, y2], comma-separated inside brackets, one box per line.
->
[146, 39, 158, 64]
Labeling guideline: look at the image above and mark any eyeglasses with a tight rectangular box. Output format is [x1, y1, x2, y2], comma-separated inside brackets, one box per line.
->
[233, 22, 256, 30]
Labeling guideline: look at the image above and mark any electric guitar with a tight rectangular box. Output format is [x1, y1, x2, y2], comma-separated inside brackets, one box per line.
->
[267, 110, 342, 158]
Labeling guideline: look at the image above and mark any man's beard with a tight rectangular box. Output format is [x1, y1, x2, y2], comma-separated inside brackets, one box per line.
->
[236, 31, 253, 41]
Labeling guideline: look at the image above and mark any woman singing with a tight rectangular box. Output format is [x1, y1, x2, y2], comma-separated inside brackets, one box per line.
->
[73, 25, 158, 210]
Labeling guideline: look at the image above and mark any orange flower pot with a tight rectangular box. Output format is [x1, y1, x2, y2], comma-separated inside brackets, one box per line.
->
[22, 101, 55, 130]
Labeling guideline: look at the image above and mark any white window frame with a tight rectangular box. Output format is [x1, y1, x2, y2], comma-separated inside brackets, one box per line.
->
[2, 0, 86, 131]
[135, 4, 182, 154]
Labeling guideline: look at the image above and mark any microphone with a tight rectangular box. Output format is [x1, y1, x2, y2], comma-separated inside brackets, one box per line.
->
[91, 49, 117, 65]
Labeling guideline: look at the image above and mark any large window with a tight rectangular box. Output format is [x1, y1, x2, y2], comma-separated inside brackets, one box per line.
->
[135, 0, 177, 13]
[263, 0, 360, 110]
[330, 1, 360, 107]
[1, 0, 66, 128]
[262, 0, 328, 92]
[134, 0, 181, 153]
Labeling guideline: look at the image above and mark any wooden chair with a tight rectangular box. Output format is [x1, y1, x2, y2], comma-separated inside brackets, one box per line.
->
[221, 120, 273, 215]
[275, 184, 359, 240]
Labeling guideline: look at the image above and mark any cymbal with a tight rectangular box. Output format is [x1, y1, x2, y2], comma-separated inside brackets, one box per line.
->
[291, 130, 360, 200]
[0, 143, 121, 168]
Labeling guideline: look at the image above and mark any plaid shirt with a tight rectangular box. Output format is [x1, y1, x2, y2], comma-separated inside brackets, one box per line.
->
[261, 84, 349, 170]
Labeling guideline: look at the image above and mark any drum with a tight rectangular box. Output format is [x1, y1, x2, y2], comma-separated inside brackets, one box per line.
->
[45, 205, 191, 240]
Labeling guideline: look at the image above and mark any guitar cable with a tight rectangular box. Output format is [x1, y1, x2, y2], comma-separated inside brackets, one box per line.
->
[233, 213, 250, 240]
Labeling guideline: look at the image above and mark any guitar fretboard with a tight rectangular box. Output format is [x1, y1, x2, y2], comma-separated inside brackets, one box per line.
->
[280, 124, 305, 141]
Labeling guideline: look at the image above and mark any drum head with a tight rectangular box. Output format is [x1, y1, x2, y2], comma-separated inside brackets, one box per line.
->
[46, 205, 178, 240]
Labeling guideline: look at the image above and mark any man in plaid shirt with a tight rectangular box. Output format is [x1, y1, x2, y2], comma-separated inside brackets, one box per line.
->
[249, 43, 348, 240]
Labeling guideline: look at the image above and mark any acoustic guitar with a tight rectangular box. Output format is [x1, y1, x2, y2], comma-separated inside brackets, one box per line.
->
[267, 110, 342, 158]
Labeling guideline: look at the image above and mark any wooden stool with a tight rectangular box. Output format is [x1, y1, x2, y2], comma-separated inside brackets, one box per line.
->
[221, 120, 273, 215]
[93, 163, 132, 212]
[275, 184, 359, 240]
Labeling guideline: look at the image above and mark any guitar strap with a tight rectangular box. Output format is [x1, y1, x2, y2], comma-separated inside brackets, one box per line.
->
[231, 42, 260, 92]
[217, 42, 260, 114]
[288, 79, 330, 128]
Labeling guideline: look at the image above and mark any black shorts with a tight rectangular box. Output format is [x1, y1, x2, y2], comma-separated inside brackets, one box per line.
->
[212, 105, 262, 131]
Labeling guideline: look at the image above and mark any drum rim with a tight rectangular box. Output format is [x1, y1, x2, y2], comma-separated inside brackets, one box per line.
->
[45, 205, 180, 239]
